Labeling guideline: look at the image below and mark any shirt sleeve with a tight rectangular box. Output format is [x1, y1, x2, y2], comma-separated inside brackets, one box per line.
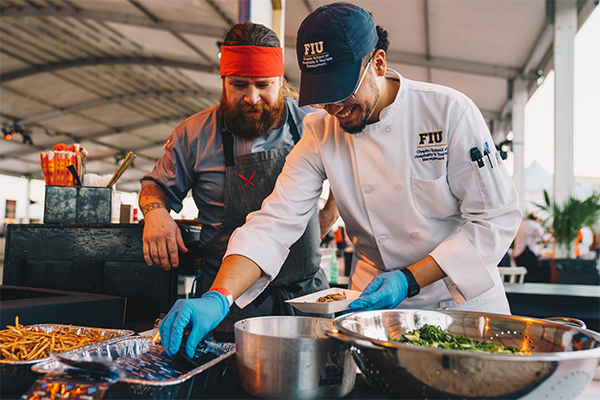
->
[225, 128, 327, 307]
[140, 124, 197, 213]
[430, 102, 522, 302]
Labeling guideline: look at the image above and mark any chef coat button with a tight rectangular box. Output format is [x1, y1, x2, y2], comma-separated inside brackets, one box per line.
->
[411, 231, 419, 238]
[364, 186, 374, 194]
[396, 182, 404, 191]
[385, 125, 393, 132]
[355, 133, 364, 139]
[377, 235, 388, 244]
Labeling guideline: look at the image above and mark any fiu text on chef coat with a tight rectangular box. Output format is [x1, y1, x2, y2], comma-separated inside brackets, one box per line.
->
[227, 70, 521, 314]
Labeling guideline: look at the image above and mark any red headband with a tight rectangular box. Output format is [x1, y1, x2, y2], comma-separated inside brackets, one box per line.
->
[220, 45, 284, 77]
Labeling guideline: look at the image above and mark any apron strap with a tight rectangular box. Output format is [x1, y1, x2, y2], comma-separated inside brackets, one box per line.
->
[220, 103, 300, 167]
[220, 116, 235, 167]
[286, 106, 301, 144]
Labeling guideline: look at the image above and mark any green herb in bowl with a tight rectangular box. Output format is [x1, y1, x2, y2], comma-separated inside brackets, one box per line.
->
[390, 324, 529, 354]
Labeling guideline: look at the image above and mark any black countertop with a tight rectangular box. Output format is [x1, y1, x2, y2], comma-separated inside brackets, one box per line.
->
[503, 282, 600, 332]
[2, 356, 384, 400]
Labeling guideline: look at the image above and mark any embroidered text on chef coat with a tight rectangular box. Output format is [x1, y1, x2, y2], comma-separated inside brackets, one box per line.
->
[414, 130, 447, 163]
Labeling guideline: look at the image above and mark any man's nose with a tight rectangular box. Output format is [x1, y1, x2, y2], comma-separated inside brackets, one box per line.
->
[244, 87, 260, 105]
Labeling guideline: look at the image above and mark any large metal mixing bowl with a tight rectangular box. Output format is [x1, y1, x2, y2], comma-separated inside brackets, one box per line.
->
[329, 309, 600, 399]
[235, 316, 356, 399]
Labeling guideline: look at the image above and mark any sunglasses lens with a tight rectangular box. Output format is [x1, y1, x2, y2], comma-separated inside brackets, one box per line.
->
[313, 95, 356, 109]
[310, 56, 372, 109]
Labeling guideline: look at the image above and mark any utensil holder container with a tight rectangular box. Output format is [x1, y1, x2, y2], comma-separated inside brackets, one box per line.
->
[44, 185, 113, 223]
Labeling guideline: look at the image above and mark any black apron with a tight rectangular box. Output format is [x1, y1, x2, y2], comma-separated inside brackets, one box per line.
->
[197, 105, 329, 332]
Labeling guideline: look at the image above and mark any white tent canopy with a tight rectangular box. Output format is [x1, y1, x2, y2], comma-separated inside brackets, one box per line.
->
[0, 0, 597, 198]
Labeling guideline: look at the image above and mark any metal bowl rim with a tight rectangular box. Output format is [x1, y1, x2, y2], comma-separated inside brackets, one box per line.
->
[234, 315, 335, 341]
[333, 309, 600, 361]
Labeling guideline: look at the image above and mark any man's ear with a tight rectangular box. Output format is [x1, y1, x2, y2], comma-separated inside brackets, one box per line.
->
[373, 49, 387, 77]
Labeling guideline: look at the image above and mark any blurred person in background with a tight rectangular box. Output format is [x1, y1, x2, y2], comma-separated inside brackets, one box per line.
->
[512, 214, 544, 282]
[592, 231, 600, 259]
[576, 225, 594, 258]
[334, 225, 347, 256]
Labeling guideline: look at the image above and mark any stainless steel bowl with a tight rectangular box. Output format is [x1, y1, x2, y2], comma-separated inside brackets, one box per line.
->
[328, 310, 600, 399]
[235, 316, 357, 399]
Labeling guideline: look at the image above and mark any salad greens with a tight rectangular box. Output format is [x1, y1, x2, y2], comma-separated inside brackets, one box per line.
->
[390, 324, 528, 354]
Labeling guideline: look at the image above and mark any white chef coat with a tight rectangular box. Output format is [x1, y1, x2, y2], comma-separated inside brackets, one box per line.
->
[226, 69, 522, 314]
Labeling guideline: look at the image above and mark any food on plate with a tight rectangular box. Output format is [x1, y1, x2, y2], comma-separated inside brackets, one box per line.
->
[0, 317, 119, 361]
[316, 291, 347, 303]
[390, 324, 530, 355]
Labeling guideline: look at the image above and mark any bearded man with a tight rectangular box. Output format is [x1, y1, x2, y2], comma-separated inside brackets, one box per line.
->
[139, 22, 334, 346]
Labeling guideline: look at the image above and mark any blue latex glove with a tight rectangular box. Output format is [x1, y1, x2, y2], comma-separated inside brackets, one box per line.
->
[348, 270, 409, 312]
[159, 291, 230, 359]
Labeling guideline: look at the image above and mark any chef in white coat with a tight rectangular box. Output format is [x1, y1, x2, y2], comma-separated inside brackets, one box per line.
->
[161, 2, 522, 348]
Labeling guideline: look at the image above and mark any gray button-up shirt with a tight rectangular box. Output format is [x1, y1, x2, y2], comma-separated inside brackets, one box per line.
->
[141, 98, 315, 246]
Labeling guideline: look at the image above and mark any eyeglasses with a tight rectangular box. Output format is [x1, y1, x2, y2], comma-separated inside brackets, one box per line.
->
[313, 58, 372, 109]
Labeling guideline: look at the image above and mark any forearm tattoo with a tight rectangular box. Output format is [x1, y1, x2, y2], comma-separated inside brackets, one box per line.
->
[140, 185, 169, 216]
[141, 202, 167, 215]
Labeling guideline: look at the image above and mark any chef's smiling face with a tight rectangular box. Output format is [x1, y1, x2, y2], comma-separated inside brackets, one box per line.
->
[322, 50, 386, 134]
[221, 76, 285, 140]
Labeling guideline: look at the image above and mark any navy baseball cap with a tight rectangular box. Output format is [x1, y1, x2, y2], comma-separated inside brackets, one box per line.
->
[296, 2, 378, 107]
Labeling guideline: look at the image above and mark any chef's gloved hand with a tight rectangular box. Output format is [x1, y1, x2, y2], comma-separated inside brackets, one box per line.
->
[159, 291, 230, 359]
[348, 270, 408, 312]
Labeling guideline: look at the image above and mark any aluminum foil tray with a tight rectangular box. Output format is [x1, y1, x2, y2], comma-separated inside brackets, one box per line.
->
[0, 324, 134, 394]
[31, 335, 235, 399]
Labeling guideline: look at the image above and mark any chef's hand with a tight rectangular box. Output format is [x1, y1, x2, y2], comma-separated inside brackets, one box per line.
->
[159, 291, 230, 359]
[348, 270, 408, 312]
[142, 208, 187, 270]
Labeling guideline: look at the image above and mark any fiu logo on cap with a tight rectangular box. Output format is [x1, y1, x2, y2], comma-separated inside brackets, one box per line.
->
[302, 41, 333, 69]
[304, 41, 324, 56]
[417, 131, 445, 147]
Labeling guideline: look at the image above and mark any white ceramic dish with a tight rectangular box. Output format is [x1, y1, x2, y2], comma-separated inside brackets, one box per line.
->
[285, 288, 362, 314]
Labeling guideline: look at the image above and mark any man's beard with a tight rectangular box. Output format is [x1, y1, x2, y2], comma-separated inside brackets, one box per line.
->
[220, 93, 285, 140]
[339, 75, 380, 134]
